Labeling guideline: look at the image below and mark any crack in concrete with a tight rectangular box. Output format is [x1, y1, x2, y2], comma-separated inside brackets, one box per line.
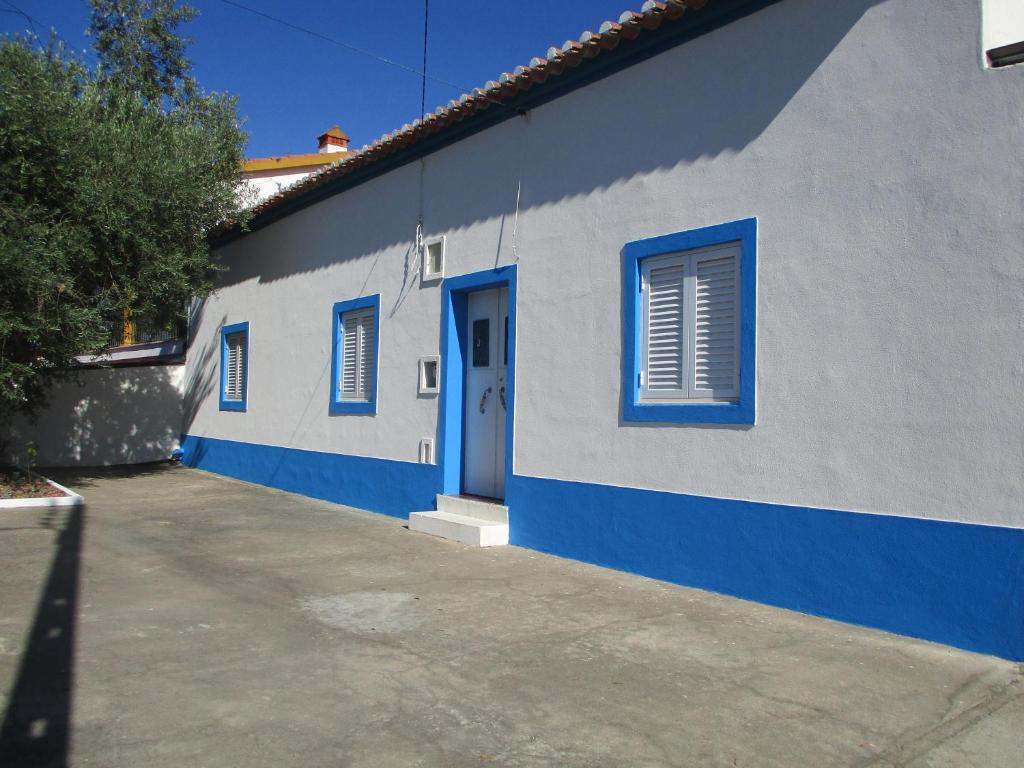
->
[856, 676, 1023, 767]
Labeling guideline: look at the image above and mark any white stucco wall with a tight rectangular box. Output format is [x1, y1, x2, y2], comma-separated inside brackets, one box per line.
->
[187, 0, 1024, 528]
[984, 0, 1024, 52]
[5, 365, 185, 467]
[243, 167, 329, 203]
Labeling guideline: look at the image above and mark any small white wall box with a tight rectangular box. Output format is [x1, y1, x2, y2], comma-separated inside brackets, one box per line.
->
[423, 236, 445, 280]
[418, 356, 440, 394]
[419, 438, 434, 464]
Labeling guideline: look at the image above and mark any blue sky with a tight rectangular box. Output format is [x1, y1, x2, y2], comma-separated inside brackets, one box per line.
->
[1, 0, 633, 157]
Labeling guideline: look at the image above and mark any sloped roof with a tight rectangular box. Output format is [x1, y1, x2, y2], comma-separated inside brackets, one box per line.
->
[217, 0, 772, 243]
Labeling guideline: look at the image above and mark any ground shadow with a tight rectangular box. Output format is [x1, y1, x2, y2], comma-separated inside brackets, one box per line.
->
[0, 504, 85, 768]
[47, 462, 177, 486]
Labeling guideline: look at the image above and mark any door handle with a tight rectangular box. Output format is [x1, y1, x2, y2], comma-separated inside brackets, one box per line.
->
[499, 385, 506, 411]
[479, 386, 492, 414]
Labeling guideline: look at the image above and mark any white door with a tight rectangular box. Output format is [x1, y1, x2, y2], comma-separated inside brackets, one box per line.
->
[463, 288, 508, 499]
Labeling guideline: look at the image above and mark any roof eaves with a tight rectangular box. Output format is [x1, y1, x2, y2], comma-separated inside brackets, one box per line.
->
[213, 0, 776, 246]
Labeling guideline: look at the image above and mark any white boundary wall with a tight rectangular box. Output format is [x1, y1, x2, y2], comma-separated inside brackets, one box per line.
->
[5, 365, 185, 467]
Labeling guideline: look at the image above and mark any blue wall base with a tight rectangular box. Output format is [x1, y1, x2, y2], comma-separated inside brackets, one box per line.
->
[180, 434, 439, 519]
[507, 475, 1024, 661]
[181, 434, 1024, 660]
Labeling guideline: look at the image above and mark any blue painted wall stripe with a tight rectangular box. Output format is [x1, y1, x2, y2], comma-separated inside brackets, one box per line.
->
[506, 474, 1024, 661]
[180, 434, 439, 518]
[180, 433, 1024, 660]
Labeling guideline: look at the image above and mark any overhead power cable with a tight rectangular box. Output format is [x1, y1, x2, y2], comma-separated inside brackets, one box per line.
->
[1, 0, 39, 36]
[217, 0, 499, 110]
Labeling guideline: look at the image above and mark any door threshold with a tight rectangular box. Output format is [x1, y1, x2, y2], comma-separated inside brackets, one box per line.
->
[458, 492, 504, 504]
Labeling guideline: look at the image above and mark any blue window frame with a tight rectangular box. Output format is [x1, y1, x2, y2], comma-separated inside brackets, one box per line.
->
[219, 321, 249, 412]
[623, 218, 756, 425]
[330, 294, 380, 415]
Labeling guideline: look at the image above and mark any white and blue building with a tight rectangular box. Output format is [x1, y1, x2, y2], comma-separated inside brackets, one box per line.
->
[176, 0, 1023, 660]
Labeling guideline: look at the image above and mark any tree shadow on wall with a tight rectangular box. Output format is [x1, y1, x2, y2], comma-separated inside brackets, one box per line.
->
[0, 504, 85, 768]
[178, 303, 222, 468]
[2, 300, 219, 469]
[6, 365, 187, 468]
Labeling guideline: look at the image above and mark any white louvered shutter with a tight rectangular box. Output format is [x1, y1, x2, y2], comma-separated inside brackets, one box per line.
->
[641, 254, 687, 399]
[341, 314, 359, 399]
[358, 310, 375, 401]
[691, 245, 740, 399]
[224, 332, 246, 401]
[639, 243, 740, 403]
[340, 307, 375, 401]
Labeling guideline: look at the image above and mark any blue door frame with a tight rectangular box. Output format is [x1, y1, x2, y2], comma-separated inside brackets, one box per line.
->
[438, 266, 518, 498]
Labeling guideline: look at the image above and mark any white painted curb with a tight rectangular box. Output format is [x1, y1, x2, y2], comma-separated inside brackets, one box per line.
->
[0, 469, 84, 509]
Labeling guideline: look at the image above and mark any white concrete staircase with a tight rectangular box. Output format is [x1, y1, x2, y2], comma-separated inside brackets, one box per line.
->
[407, 495, 509, 547]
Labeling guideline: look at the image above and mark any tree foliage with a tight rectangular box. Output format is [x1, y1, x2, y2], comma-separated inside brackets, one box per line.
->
[89, 0, 198, 106]
[0, 1, 250, 418]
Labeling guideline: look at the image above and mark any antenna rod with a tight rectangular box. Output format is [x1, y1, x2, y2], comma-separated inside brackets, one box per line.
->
[420, 0, 430, 120]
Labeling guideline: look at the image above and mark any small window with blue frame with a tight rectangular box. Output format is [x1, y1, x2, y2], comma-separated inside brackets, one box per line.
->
[220, 321, 249, 412]
[330, 294, 380, 415]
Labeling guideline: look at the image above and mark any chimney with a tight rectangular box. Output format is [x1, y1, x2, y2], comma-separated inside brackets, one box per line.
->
[317, 126, 349, 154]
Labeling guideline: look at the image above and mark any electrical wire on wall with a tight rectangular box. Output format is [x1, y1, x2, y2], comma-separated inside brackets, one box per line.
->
[511, 110, 530, 263]
[511, 179, 522, 263]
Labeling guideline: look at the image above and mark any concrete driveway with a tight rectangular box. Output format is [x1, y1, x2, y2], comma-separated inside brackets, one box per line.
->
[0, 465, 1020, 767]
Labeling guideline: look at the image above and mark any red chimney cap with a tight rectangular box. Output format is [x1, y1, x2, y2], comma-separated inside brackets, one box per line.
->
[317, 126, 349, 145]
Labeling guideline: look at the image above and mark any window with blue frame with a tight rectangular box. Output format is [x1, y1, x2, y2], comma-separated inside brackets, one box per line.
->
[330, 294, 380, 414]
[623, 218, 756, 425]
[219, 321, 249, 412]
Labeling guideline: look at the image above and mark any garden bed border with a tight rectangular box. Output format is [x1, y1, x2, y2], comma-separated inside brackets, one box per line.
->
[0, 469, 84, 509]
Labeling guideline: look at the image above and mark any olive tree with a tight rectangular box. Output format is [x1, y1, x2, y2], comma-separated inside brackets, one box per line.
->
[0, 0, 250, 418]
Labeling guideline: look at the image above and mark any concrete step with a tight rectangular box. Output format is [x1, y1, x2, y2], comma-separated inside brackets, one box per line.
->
[408, 510, 509, 547]
[436, 494, 508, 524]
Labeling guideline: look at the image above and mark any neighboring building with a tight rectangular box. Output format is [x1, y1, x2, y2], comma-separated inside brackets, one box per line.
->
[242, 127, 349, 203]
